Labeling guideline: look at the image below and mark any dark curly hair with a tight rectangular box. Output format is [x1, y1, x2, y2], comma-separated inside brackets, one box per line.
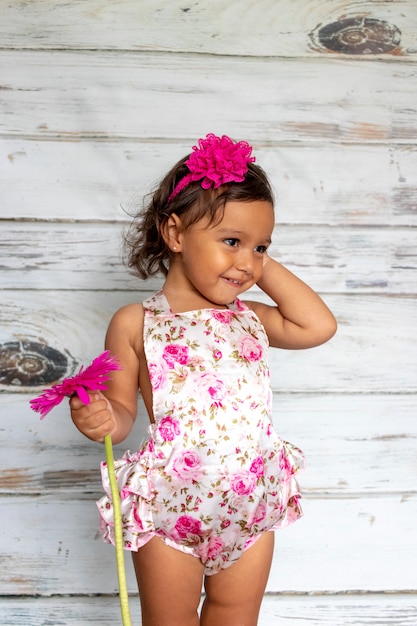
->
[124, 154, 274, 279]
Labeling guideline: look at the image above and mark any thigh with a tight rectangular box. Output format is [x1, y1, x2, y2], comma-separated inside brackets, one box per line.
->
[201, 532, 274, 626]
[132, 536, 204, 626]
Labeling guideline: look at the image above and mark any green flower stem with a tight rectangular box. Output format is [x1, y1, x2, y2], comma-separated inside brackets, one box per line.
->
[104, 434, 132, 626]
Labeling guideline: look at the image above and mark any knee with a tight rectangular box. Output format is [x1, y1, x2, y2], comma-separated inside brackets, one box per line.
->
[200, 595, 259, 626]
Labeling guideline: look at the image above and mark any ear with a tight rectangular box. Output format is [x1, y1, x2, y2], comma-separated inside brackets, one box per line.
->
[161, 213, 184, 252]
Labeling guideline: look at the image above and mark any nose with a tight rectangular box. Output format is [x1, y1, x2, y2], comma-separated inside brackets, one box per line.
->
[235, 248, 255, 274]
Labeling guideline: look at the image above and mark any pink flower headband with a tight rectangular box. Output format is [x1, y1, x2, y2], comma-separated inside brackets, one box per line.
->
[167, 133, 256, 202]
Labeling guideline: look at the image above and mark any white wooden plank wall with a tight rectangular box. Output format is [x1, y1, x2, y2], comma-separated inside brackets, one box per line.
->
[1, 2, 416, 624]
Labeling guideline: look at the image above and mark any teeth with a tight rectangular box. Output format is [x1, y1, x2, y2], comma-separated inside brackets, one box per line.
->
[223, 277, 241, 285]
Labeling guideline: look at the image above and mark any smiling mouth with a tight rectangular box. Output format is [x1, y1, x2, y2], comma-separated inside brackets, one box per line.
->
[223, 277, 244, 286]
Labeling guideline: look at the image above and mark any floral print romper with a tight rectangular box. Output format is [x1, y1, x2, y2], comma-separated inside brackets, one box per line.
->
[98, 290, 304, 575]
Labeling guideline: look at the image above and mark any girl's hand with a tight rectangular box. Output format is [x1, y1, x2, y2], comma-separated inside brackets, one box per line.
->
[252, 257, 337, 349]
[69, 391, 116, 443]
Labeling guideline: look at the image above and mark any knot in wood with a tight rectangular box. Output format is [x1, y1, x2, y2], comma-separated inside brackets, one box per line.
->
[315, 17, 401, 55]
[0, 340, 69, 387]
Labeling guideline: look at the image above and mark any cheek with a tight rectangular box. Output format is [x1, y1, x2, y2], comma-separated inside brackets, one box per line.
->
[182, 246, 210, 273]
[255, 257, 266, 277]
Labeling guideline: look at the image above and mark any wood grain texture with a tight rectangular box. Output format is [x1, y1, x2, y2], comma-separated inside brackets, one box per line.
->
[1, 594, 416, 626]
[1, 0, 416, 58]
[1, 494, 415, 594]
[1, 291, 416, 394]
[1, 221, 416, 293]
[1, 0, 416, 616]
[2, 52, 417, 143]
[2, 140, 417, 225]
[1, 393, 416, 497]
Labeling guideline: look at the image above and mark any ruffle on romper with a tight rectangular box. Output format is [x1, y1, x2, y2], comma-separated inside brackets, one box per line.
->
[97, 434, 305, 574]
[97, 440, 158, 550]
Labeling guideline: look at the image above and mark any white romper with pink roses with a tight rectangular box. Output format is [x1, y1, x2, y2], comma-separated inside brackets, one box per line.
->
[97, 290, 304, 575]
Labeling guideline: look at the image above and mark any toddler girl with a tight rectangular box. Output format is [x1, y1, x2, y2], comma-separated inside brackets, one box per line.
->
[70, 133, 337, 626]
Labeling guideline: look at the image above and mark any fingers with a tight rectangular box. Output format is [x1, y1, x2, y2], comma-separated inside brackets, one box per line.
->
[69, 390, 101, 410]
[69, 391, 115, 443]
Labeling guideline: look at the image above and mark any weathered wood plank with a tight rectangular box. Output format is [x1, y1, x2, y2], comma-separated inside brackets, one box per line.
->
[1, 291, 416, 394]
[1, 593, 416, 626]
[1, 52, 417, 143]
[1, 0, 416, 59]
[258, 594, 417, 625]
[0, 494, 415, 594]
[2, 140, 416, 225]
[1, 0, 415, 614]
[1, 393, 416, 497]
[1, 221, 416, 293]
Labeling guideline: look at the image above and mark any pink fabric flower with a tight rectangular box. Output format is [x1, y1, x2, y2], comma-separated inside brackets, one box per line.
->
[212, 309, 234, 324]
[132, 503, 144, 530]
[283, 496, 301, 525]
[168, 133, 256, 201]
[235, 298, 247, 312]
[148, 361, 167, 390]
[230, 470, 257, 495]
[249, 500, 267, 525]
[172, 450, 203, 482]
[162, 344, 190, 368]
[249, 456, 265, 478]
[158, 416, 181, 441]
[279, 449, 295, 477]
[238, 335, 263, 362]
[199, 535, 225, 562]
[174, 515, 202, 538]
[198, 371, 226, 402]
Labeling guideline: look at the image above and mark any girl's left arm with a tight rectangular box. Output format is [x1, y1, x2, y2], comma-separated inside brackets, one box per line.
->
[248, 255, 337, 349]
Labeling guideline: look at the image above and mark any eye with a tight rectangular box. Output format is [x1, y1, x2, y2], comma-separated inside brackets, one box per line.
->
[224, 238, 239, 247]
[254, 245, 268, 254]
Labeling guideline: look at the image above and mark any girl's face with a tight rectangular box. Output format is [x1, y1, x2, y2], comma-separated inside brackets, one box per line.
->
[172, 200, 274, 307]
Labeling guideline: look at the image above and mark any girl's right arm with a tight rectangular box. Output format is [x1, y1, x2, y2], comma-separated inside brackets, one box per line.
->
[70, 304, 144, 445]
[249, 256, 337, 349]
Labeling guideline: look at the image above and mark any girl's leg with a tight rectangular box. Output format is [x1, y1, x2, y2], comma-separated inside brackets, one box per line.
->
[200, 532, 274, 626]
[132, 536, 204, 626]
